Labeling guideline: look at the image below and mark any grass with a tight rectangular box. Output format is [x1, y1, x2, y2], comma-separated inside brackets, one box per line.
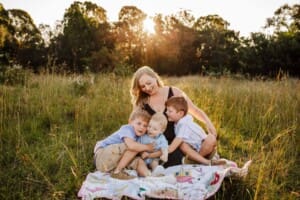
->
[0, 73, 299, 199]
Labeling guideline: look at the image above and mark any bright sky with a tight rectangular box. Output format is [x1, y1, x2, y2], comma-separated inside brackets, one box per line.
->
[1, 0, 298, 36]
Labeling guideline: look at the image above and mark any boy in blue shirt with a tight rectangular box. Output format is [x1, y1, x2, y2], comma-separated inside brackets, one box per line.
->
[94, 110, 155, 179]
[138, 112, 168, 176]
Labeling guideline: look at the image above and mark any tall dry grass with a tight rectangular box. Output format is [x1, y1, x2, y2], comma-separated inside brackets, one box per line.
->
[0, 73, 299, 199]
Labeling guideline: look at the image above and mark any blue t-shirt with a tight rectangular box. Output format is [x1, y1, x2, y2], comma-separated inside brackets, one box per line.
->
[138, 133, 168, 164]
[93, 124, 137, 153]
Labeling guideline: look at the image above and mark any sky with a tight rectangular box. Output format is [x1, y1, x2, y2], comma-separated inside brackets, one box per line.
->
[1, 0, 299, 36]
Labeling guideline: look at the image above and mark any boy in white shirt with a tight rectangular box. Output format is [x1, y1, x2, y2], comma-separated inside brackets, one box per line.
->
[165, 96, 225, 166]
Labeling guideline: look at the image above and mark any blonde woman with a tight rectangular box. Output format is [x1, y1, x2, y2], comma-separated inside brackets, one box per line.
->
[130, 66, 218, 167]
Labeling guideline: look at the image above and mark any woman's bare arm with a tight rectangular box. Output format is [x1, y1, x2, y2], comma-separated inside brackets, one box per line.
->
[172, 87, 217, 137]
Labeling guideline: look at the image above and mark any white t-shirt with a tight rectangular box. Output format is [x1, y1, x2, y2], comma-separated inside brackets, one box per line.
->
[174, 114, 207, 152]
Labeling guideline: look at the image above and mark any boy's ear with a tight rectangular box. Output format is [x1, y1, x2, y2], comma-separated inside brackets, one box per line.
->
[179, 110, 185, 117]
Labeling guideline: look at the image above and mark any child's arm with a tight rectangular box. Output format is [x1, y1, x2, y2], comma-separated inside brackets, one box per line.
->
[141, 150, 162, 159]
[138, 136, 168, 160]
[124, 137, 155, 152]
[160, 148, 168, 162]
[168, 137, 183, 153]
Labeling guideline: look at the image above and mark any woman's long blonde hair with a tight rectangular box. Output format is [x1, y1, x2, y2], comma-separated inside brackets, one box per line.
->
[130, 66, 164, 107]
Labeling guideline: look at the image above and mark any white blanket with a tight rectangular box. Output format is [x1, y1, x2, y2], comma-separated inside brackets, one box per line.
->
[78, 159, 251, 200]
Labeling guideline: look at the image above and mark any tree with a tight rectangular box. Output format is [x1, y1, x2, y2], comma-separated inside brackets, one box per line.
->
[8, 9, 46, 72]
[264, 4, 300, 34]
[143, 11, 198, 75]
[238, 33, 271, 76]
[193, 15, 240, 74]
[271, 32, 300, 76]
[262, 3, 300, 76]
[162, 11, 197, 75]
[114, 6, 146, 69]
[0, 3, 17, 66]
[55, 1, 113, 72]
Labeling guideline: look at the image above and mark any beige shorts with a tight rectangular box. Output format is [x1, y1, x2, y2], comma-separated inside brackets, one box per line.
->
[94, 143, 139, 172]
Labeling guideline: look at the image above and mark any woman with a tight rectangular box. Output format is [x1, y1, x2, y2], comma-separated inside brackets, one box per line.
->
[130, 66, 218, 167]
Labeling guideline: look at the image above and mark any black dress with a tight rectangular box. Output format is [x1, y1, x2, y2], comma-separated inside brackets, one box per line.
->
[142, 87, 184, 167]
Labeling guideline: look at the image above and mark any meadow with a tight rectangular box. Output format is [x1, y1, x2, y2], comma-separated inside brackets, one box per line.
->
[0, 73, 299, 199]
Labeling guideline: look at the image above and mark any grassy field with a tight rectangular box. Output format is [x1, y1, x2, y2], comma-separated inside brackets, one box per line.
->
[0, 73, 299, 199]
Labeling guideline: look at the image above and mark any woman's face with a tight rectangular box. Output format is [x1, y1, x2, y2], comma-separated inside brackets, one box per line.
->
[138, 74, 159, 96]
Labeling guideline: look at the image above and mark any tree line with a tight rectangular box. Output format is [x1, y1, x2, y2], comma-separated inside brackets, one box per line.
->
[0, 1, 299, 77]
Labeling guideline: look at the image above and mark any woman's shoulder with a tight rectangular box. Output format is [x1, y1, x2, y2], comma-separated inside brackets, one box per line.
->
[164, 86, 183, 96]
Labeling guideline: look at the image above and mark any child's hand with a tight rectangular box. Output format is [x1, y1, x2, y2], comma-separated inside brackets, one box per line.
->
[141, 152, 150, 159]
[160, 154, 168, 162]
[146, 142, 155, 152]
[160, 149, 168, 162]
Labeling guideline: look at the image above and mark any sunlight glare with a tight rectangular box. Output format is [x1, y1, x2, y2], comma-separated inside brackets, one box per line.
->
[143, 17, 155, 34]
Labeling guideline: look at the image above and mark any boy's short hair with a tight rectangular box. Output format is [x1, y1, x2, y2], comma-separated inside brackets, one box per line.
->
[129, 109, 151, 122]
[165, 96, 188, 115]
[151, 112, 168, 132]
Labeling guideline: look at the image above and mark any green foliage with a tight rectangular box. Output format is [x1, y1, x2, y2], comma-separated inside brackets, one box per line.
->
[264, 4, 300, 34]
[54, 1, 112, 73]
[0, 65, 29, 85]
[8, 9, 46, 71]
[1, 3, 300, 76]
[0, 74, 299, 199]
[112, 64, 135, 77]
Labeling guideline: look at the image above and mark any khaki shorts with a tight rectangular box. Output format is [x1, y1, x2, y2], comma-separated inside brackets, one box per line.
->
[94, 143, 139, 172]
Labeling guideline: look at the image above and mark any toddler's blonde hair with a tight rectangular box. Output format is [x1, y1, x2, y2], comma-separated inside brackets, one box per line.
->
[150, 112, 168, 132]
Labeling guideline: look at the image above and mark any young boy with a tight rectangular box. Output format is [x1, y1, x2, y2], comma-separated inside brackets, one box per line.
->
[165, 96, 226, 166]
[93, 109, 155, 179]
[138, 112, 169, 176]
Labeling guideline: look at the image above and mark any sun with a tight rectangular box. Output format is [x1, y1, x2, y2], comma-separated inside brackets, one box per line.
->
[143, 17, 155, 34]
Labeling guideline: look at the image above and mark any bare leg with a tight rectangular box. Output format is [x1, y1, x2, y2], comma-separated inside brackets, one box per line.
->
[180, 142, 210, 165]
[149, 159, 159, 171]
[114, 150, 138, 173]
[199, 134, 217, 157]
[136, 158, 151, 177]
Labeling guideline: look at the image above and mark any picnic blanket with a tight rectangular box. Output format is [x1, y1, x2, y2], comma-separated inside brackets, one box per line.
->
[78, 159, 251, 200]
